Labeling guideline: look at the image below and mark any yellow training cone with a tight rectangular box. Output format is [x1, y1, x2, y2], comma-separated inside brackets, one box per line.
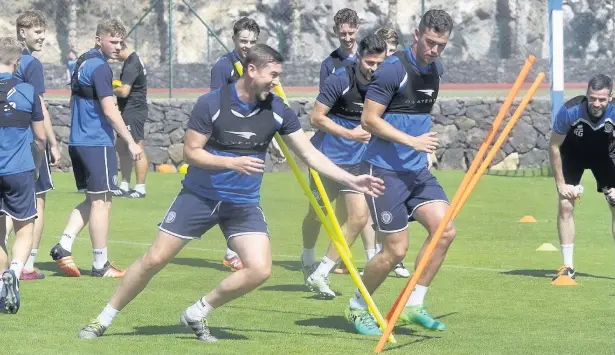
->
[519, 215, 537, 223]
[536, 243, 558, 251]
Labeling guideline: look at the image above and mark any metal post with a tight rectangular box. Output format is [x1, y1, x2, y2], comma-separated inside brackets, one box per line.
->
[421, 0, 425, 15]
[549, 0, 564, 121]
[168, 0, 173, 99]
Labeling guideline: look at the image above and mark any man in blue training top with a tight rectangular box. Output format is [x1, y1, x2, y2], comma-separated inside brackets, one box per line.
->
[210, 17, 284, 272]
[0, 37, 47, 314]
[49, 19, 143, 279]
[345, 9, 455, 335]
[548, 74, 615, 281]
[3, 10, 63, 281]
[300, 34, 387, 299]
[78, 44, 385, 341]
[210, 17, 259, 91]
[319, 8, 360, 89]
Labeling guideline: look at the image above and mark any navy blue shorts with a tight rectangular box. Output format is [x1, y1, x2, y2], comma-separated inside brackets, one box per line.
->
[69, 146, 119, 194]
[35, 148, 55, 195]
[364, 163, 449, 233]
[0, 171, 37, 221]
[158, 188, 269, 242]
[308, 164, 362, 208]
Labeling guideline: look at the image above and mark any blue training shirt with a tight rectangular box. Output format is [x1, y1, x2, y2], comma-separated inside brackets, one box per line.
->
[0, 73, 44, 176]
[69, 48, 115, 147]
[552, 98, 615, 135]
[362, 47, 439, 172]
[319, 47, 358, 89]
[312, 66, 367, 165]
[183, 84, 302, 203]
[210, 51, 241, 90]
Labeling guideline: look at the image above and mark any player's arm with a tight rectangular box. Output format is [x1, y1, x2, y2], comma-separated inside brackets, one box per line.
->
[278, 104, 384, 196]
[361, 99, 438, 153]
[282, 130, 384, 197]
[30, 93, 46, 177]
[93, 66, 143, 159]
[114, 56, 139, 98]
[39, 96, 61, 165]
[548, 106, 578, 199]
[310, 72, 370, 143]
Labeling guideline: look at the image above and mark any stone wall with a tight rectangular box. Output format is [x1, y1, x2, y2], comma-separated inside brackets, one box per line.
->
[47, 97, 553, 173]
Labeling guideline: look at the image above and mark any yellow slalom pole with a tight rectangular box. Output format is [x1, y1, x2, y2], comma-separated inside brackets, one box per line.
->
[234, 62, 394, 342]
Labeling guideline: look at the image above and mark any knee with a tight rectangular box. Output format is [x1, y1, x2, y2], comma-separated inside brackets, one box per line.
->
[141, 249, 167, 272]
[559, 200, 574, 218]
[438, 224, 456, 248]
[383, 239, 408, 265]
[247, 262, 272, 285]
[346, 210, 369, 235]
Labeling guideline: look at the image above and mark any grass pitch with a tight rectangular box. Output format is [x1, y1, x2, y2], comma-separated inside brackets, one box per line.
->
[1, 171, 614, 355]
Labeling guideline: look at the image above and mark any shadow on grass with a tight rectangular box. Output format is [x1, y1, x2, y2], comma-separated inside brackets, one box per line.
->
[272, 260, 302, 272]
[171, 257, 229, 272]
[34, 261, 92, 277]
[111, 324, 247, 340]
[502, 269, 615, 280]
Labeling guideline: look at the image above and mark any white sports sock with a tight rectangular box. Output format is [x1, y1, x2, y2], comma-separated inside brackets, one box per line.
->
[366, 248, 377, 261]
[119, 181, 130, 192]
[135, 184, 146, 194]
[376, 243, 383, 253]
[349, 289, 368, 310]
[186, 297, 215, 320]
[93, 248, 108, 269]
[302, 248, 315, 266]
[406, 284, 428, 306]
[225, 248, 238, 259]
[59, 232, 76, 252]
[24, 248, 38, 271]
[9, 260, 24, 279]
[561, 244, 574, 269]
[315, 256, 336, 275]
[97, 304, 120, 327]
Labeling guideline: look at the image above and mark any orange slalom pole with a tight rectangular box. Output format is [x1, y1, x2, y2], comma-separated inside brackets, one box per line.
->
[374, 72, 545, 353]
[452, 73, 545, 218]
[385, 55, 537, 321]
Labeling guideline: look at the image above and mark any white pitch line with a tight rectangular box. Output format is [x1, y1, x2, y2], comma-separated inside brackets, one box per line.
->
[88, 239, 513, 274]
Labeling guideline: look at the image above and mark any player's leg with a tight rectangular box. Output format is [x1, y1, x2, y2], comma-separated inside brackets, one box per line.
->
[114, 133, 133, 196]
[78, 188, 216, 339]
[362, 213, 409, 278]
[1, 171, 37, 314]
[85, 146, 123, 277]
[397, 169, 454, 331]
[308, 189, 368, 299]
[50, 146, 91, 277]
[181, 203, 271, 342]
[553, 155, 584, 279]
[299, 173, 332, 281]
[129, 114, 148, 198]
[346, 165, 410, 335]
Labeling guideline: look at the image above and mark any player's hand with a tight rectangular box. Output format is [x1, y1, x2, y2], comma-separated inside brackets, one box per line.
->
[128, 142, 144, 161]
[49, 144, 61, 166]
[557, 183, 578, 200]
[229, 156, 265, 175]
[409, 132, 439, 153]
[427, 153, 434, 170]
[346, 174, 385, 198]
[348, 126, 371, 144]
[34, 167, 40, 181]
